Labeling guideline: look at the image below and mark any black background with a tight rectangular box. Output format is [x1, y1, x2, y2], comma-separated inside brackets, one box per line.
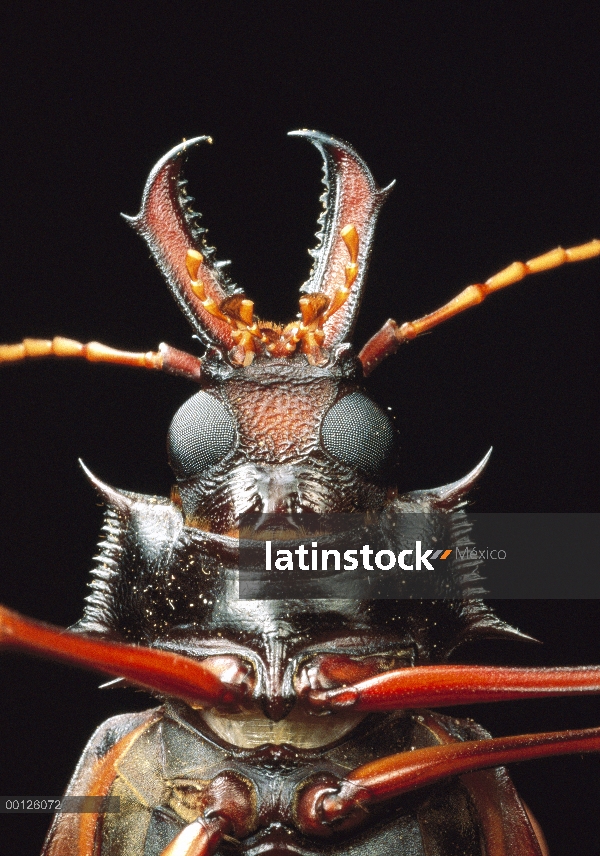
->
[0, 3, 599, 854]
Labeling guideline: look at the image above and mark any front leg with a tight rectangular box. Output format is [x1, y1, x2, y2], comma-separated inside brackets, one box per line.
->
[294, 711, 560, 856]
[303, 662, 600, 712]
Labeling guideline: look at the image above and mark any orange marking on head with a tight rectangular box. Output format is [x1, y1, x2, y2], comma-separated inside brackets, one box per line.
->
[186, 249, 204, 281]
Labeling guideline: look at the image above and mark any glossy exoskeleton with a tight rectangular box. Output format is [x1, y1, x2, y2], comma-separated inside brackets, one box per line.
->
[2, 131, 600, 856]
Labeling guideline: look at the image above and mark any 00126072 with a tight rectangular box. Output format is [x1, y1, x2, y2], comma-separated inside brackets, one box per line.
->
[0, 131, 600, 855]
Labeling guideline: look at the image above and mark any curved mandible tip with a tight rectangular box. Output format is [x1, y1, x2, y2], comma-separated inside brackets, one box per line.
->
[289, 130, 394, 347]
[123, 137, 238, 350]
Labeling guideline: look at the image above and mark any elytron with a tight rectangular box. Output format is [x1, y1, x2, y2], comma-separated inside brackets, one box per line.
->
[1, 131, 600, 856]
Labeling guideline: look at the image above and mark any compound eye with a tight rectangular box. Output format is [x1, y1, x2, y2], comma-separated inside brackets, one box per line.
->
[168, 391, 237, 479]
[320, 392, 395, 477]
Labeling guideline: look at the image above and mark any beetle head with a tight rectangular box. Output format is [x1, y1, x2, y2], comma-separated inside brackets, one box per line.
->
[75, 134, 508, 659]
[165, 352, 397, 533]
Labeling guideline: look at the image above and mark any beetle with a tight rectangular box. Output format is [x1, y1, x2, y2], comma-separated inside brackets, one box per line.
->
[1, 131, 600, 856]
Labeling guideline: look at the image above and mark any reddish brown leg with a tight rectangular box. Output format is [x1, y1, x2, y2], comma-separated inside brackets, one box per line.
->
[0, 337, 203, 381]
[0, 605, 247, 708]
[295, 726, 600, 837]
[159, 773, 256, 856]
[159, 816, 230, 856]
[303, 662, 600, 712]
[358, 238, 600, 375]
